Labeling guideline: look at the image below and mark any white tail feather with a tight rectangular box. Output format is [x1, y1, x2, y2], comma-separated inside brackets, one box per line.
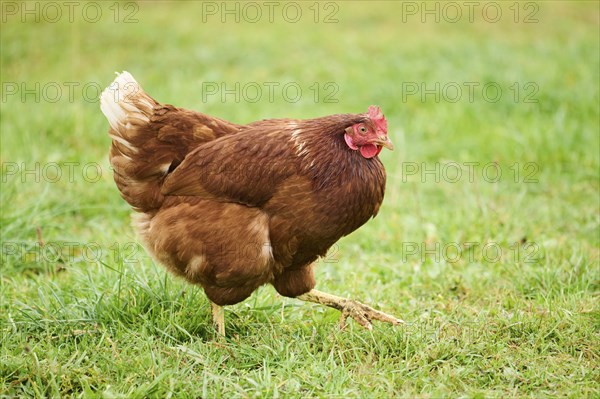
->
[100, 71, 151, 132]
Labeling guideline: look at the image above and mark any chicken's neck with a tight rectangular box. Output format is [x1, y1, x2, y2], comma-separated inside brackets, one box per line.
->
[290, 119, 386, 234]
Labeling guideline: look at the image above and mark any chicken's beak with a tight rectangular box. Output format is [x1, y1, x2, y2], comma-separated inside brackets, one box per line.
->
[373, 136, 394, 151]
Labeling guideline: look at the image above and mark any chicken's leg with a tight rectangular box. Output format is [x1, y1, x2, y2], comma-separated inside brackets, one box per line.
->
[210, 301, 225, 335]
[297, 289, 403, 330]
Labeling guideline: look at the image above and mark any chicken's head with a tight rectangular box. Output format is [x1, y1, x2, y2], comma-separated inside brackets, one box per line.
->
[344, 106, 393, 159]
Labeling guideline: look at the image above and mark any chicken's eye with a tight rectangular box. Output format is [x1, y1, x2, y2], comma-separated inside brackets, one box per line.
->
[358, 126, 367, 134]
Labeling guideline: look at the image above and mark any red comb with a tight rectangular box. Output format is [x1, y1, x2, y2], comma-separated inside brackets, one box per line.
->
[368, 105, 387, 133]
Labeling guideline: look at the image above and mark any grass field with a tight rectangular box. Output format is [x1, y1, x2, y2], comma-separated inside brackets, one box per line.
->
[1, 1, 599, 397]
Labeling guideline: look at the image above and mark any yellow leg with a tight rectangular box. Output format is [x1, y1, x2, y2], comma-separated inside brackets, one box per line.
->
[210, 301, 225, 336]
[297, 289, 403, 330]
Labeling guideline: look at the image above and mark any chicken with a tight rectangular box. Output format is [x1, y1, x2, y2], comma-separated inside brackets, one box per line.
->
[100, 71, 402, 335]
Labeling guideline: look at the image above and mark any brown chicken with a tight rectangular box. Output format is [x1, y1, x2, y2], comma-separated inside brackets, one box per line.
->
[100, 71, 401, 335]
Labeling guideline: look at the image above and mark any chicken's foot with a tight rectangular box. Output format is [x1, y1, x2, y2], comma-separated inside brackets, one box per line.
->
[297, 289, 403, 330]
[210, 301, 225, 336]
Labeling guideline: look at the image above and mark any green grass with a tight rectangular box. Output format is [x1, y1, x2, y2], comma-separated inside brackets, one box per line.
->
[1, 1, 599, 397]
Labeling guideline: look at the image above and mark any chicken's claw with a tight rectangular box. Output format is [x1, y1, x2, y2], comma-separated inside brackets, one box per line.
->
[339, 299, 404, 330]
[298, 289, 404, 330]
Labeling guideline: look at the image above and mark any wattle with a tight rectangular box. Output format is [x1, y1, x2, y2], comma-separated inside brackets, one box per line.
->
[359, 144, 382, 159]
[345, 134, 381, 159]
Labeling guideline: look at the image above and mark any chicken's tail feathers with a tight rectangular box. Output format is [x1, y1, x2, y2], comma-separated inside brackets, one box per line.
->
[100, 71, 242, 212]
[100, 71, 156, 139]
[100, 71, 166, 212]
